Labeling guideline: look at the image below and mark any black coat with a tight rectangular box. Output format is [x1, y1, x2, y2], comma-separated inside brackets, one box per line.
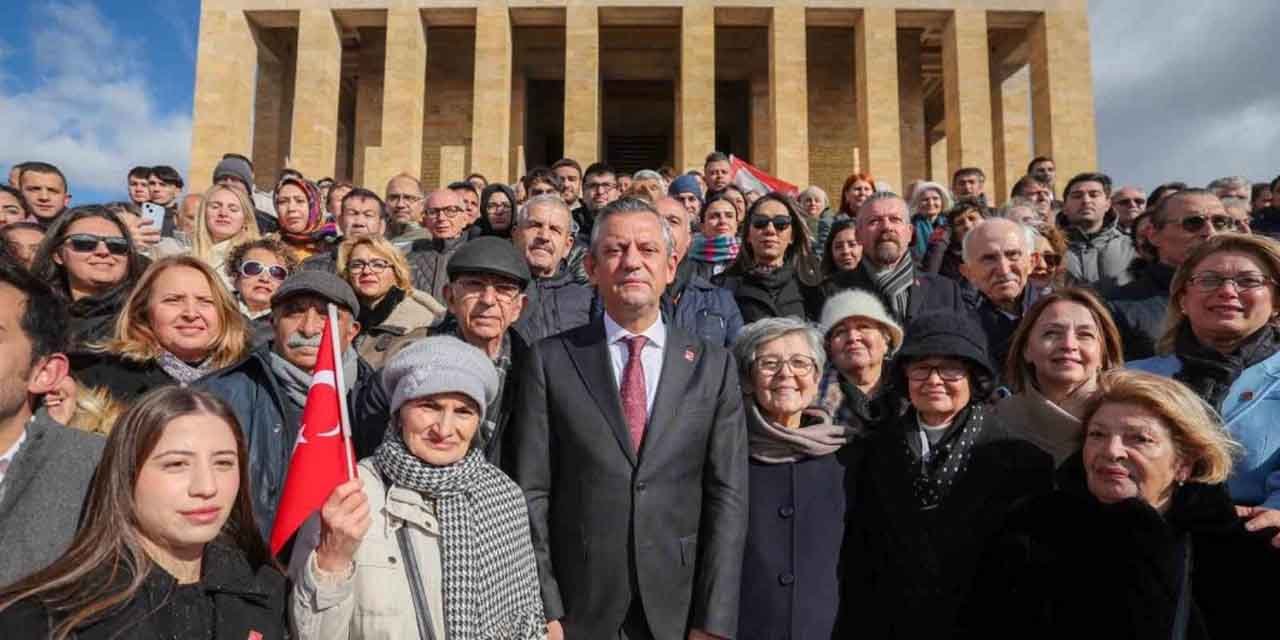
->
[507, 319, 749, 639]
[716, 265, 817, 323]
[513, 267, 595, 344]
[1107, 260, 1175, 361]
[65, 287, 130, 351]
[739, 440, 862, 640]
[960, 455, 1280, 639]
[0, 542, 288, 639]
[70, 351, 178, 404]
[843, 407, 1054, 638]
[814, 264, 971, 328]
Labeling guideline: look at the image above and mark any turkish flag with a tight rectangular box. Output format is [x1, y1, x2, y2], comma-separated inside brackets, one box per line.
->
[729, 155, 800, 197]
[269, 306, 355, 555]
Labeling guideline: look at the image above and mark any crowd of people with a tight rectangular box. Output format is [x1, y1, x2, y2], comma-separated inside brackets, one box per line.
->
[0, 148, 1278, 639]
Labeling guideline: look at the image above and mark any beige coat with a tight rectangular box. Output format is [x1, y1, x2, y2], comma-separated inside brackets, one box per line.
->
[355, 288, 446, 369]
[290, 459, 446, 640]
[995, 386, 1084, 466]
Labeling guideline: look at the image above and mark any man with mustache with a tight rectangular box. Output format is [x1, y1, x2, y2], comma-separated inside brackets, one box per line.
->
[1058, 172, 1135, 291]
[511, 194, 594, 342]
[823, 192, 968, 326]
[201, 271, 388, 541]
[960, 218, 1038, 377]
[435, 237, 532, 466]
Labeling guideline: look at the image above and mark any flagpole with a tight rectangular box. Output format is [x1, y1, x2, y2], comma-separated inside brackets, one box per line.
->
[328, 303, 356, 481]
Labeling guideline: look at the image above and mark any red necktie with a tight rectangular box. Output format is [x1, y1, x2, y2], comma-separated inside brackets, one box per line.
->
[620, 335, 648, 452]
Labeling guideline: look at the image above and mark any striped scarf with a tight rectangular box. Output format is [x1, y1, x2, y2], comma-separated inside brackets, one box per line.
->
[689, 233, 741, 265]
[860, 255, 915, 322]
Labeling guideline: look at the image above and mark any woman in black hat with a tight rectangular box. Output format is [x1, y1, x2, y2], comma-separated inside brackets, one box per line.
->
[839, 312, 1053, 639]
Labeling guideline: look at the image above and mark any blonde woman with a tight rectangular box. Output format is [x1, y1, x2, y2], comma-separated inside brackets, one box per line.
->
[70, 255, 249, 404]
[965, 369, 1278, 638]
[192, 184, 261, 289]
[337, 235, 445, 368]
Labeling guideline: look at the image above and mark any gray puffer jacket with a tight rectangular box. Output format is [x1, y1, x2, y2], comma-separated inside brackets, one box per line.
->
[1059, 210, 1135, 291]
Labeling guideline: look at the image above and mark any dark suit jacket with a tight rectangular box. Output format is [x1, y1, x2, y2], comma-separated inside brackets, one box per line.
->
[811, 266, 971, 327]
[508, 319, 748, 639]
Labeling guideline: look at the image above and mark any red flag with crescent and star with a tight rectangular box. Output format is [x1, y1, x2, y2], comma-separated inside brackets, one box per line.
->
[269, 304, 356, 555]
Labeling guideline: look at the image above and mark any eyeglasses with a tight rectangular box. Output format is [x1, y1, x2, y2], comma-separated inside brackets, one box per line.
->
[1115, 197, 1147, 207]
[585, 181, 617, 192]
[348, 259, 393, 273]
[1177, 214, 1238, 233]
[906, 364, 968, 382]
[453, 277, 523, 302]
[425, 206, 465, 219]
[753, 355, 817, 377]
[63, 233, 129, 255]
[239, 260, 289, 281]
[1187, 272, 1274, 292]
[750, 215, 791, 231]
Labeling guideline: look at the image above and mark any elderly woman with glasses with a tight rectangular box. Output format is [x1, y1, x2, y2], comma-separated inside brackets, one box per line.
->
[716, 193, 822, 323]
[1130, 233, 1280, 512]
[731, 318, 863, 639]
[226, 237, 299, 348]
[844, 312, 1052, 639]
[338, 235, 446, 369]
[963, 370, 1280, 639]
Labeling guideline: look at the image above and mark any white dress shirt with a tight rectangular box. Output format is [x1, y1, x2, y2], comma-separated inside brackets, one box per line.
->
[0, 427, 27, 487]
[603, 311, 666, 417]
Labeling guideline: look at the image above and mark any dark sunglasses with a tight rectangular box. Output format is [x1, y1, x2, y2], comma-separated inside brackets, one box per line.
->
[1040, 253, 1063, 268]
[240, 260, 289, 281]
[63, 233, 129, 255]
[750, 215, 792, 231]
[1178, 215, 1238, 233]
[1115, 197, 1147, 207]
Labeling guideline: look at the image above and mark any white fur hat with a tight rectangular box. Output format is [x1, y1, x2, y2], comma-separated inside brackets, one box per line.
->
[819, 289, 904, 354]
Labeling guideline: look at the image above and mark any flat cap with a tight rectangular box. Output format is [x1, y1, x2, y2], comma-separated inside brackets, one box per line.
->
[446, 236, 532, 288]
[271, 270, 360, 314]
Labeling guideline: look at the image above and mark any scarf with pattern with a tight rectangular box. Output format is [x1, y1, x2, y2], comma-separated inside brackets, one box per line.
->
[859, 255, 915, 322]
[689, 233, 741, 265]
[374, 434, 545, 639]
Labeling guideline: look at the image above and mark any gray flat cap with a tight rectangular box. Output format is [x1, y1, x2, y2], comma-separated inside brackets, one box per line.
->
[271, 270, 360, 313]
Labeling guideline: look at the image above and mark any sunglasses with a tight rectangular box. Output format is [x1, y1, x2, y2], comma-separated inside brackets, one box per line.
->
[1039, 253, 1062, 268]
[750, 215, 792, 231]
[240, 260, 289, 281]
[1115, 197, 1147, 207]
[1178, 215, 1238, 233]
[63, 233, 130, 255]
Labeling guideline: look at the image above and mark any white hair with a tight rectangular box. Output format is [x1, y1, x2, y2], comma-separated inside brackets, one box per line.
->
[516, 193, 571, 228]
[961, 217, 1037, 263]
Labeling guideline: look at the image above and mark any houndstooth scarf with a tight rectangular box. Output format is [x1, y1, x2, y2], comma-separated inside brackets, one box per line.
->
[374, 432, 545, 639]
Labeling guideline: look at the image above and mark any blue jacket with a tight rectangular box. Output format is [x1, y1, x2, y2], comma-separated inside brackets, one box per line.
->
[911, 213, 944, 265]
[200, 346, 389, 541]
[1129, 351, 1280, 509]
[668, 273, 744, 348]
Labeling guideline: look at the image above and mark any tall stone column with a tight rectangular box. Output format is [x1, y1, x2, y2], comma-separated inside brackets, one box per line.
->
[897, 30, 927, 189]
[856, 9, 902, 190]
[991, 65, 1032, 205]
[564, 3, 600, 165]
[289, 10, 343, 181]
[942, 9, 994, 199]
[1031, 8, 1097, 190]
[677, 4, 715, 170]
[769, 4, 809, 187]
[190, 9, 258, 192]
[471, 4, 513, 183]
[364, 8, 427, 190]
[352, 29, 385, 189]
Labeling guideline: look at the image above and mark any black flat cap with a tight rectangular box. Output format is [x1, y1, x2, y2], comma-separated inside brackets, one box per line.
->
[446, 236, 532, 288]
[271, 270, 360, 313]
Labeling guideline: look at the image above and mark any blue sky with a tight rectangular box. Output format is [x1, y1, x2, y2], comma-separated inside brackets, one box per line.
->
[0, 1, 1275, 204]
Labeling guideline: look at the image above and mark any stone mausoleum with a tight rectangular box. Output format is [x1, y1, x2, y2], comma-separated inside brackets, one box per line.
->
[190, 0, 1096, 204]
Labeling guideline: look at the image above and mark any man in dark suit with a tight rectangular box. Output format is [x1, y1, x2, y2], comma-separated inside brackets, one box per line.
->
[509, 197, 748, 640]
[0, 259, 104, 585]
[818, 192, 970, 326]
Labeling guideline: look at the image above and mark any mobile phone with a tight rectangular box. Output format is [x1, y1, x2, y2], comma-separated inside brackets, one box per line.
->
[141, 202, 167, 230]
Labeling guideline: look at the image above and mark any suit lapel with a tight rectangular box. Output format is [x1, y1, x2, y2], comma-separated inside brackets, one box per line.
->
[639, 329, 698, 463]
[0, 417, 46, 514]
[565, 322, 638, 467]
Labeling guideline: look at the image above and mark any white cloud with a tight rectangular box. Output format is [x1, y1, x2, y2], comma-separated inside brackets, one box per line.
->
[0, 1, 191, 199]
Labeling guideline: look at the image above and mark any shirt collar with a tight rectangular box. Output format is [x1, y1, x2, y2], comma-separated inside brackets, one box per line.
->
[603, 311, 666, 351]
[0, 426, 27, 465]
